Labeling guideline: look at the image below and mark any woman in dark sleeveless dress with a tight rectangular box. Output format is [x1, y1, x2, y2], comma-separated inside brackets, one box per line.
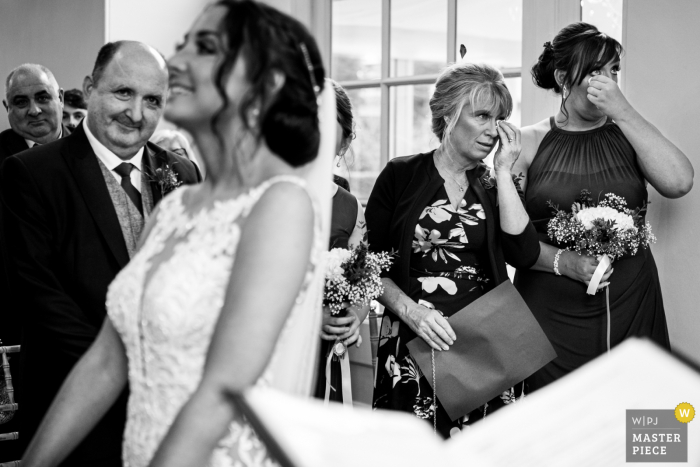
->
[513, 23, 693, 392]
[314, 81, 368, 403]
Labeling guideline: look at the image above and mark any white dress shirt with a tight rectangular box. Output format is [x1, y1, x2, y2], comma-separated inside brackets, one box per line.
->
[83, 117, 144, 193]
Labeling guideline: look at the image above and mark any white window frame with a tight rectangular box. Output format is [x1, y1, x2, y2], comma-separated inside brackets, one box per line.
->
[325, 0, 523, 171]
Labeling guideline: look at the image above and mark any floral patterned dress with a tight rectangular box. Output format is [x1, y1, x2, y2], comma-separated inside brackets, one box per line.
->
[373, 184, 522, 438]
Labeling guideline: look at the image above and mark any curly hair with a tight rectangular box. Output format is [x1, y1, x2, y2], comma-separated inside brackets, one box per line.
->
[531, 22, 623, 121]
[211, 0, 326, 167]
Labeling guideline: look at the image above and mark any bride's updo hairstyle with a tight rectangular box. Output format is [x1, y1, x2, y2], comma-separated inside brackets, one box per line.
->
[213, 0, 325, 167]
[430, 62, 512, 144]
[532, 22, 623, 119]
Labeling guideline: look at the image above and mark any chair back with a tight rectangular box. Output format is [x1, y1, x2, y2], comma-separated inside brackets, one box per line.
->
[0, 344, 20, 466]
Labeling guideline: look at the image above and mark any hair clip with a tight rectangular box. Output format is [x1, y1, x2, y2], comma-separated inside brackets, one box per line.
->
[299, 43, 320, 96]
[543, 41, 553, 51]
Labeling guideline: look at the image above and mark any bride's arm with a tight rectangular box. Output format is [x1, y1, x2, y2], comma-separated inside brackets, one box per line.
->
[22, 318, 128, 466]
[148, 181, 315, 467]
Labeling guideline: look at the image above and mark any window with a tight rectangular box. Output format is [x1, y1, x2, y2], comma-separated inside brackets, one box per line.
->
[331, 0, 523, 202]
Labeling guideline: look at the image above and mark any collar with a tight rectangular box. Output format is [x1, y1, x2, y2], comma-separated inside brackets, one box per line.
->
[83, 116, 144, 171]
[25, 126, 63, 149]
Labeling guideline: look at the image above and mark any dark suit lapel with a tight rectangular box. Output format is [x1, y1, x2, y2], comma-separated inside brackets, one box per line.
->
[142, 144, 164, 206]
[467, 166, 501, 283]
[61, 124, 130, 269]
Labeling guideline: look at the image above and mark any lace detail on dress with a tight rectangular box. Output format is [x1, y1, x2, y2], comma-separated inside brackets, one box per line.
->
[107, 175, 321, 467]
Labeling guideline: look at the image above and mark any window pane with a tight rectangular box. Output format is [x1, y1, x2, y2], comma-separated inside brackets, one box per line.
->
[337, 88, 382, 202]
[389, 84, 439, 160]
[505, 76, 522, 129]
[332, 0, 382, 81]
[390, 0, 448, 77]
[456, 0, 522, 69]
[581, 0, 623, 44]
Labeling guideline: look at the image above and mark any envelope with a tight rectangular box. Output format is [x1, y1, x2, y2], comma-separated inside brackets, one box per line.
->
[406, 280, 556, 421]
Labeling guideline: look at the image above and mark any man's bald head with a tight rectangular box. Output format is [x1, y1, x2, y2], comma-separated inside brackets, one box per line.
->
[91, 41, 167, 86]
[3, 63, 64, 144]
[5, 64, 59, 99]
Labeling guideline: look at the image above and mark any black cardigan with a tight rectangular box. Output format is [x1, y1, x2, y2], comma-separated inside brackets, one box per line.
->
[365, 151, 540, 294]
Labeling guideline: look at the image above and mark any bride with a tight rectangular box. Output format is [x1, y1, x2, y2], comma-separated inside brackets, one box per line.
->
[22, 1, 332, 466]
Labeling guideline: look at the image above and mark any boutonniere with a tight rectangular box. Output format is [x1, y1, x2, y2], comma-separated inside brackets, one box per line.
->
[149, 162, 183, 196]
[480, 168, 525, 191]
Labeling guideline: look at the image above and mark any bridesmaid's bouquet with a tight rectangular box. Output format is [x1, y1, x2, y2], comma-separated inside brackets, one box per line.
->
[547, 190, 656, 294]
[324, 238, 394, 315]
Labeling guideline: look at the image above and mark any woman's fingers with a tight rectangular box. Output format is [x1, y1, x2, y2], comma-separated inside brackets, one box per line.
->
[322, 324, 350, 335]
[500, 121, 521, 147]
[497, 124, 514, 145]
[337, 318, 361, 340]
[601, 268, 614, 282]
[326, 316, 356, 326]
[342, 328, 361, 346]
[422, 326, 449, 351]
[434, 313, 456, 342]
[320, 331, 337, 341]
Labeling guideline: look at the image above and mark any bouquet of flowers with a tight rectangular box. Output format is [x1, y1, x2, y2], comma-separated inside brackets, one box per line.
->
[547, 190, 656, 352]
[323, 238, 394, 316]
[547, 190, 655, 265]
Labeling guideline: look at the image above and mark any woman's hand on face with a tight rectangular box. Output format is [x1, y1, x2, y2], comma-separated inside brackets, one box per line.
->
[493, 121, 522, 173]
[404, 302, 456, 351]
[586, 75, 632, 121]
[320, 303, 362, 347]
[561, 251, 614, 291]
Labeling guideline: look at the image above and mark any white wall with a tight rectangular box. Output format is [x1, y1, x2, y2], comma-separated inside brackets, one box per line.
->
[520, 0, 580, 126]
[105, 0, 211, 59]
[622, 0, 700, 363]
[0, 0, 105, 132]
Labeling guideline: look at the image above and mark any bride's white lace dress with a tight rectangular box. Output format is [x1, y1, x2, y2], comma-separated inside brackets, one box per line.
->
[106, 176, 323, 467]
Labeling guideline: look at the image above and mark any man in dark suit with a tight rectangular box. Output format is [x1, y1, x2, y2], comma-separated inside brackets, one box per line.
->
[1, 41, 201, 466]
[1, 65, 70, 350]
[0, 65, 70, 463]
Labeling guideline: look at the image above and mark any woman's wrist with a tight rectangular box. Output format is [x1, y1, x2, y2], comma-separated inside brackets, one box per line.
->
[557, 250, 575, 279]
[494, 166, 514, 177]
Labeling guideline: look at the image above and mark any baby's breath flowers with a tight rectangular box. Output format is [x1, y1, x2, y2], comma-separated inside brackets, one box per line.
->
[547, 190, 656, 260]
[323, 237, 395, 315]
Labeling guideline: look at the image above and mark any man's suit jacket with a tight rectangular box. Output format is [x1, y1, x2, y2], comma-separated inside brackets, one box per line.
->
[0, 125, 70, 463]
[1, 123, 201, 466]
[0, 125, 71, 344]
[0, 124, 71, 165]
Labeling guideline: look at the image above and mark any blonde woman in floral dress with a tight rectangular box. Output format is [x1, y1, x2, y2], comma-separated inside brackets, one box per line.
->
[366, 63, 540, 438]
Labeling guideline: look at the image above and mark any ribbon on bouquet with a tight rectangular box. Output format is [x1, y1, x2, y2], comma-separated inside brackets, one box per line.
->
[324, 341, 353, 407]
[587, 254, 612, 353]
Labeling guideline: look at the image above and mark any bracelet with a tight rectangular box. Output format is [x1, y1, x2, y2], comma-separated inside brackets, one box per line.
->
[553, 249, 564, 276]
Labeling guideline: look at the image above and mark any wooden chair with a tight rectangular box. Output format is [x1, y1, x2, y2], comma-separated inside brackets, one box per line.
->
[0, 343, 20, 467]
